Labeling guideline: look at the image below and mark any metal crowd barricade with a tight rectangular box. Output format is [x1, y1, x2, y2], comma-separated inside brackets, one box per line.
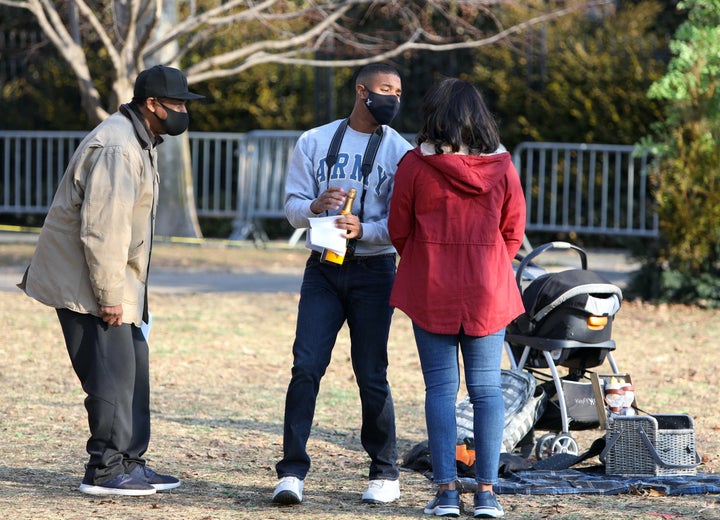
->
[229, 130, 302, 241]
[190, 131, 248, 219]
[513, 142, 658, 238]
[0, 131, 87, 213]
[0, 130, 658, 241]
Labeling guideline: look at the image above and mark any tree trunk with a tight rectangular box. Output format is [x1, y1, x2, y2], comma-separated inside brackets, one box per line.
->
[156, 135, 202, 238]
[151, 0, 202, 238]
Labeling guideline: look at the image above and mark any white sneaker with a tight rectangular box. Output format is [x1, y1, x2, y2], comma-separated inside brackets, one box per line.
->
[272, 476, 303, 505]
[362, 479, 400, 504]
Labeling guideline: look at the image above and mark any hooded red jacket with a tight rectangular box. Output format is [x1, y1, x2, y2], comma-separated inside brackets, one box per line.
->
[388, 146, 526, 336]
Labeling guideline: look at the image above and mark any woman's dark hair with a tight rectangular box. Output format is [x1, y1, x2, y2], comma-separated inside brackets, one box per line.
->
[417, 78, 500, 154]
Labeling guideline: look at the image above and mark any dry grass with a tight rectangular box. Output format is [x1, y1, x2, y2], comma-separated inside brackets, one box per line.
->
[0, 240, 719, 519]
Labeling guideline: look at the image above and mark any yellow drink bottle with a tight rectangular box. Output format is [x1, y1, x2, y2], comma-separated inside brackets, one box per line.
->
[321, 188, 357, 265]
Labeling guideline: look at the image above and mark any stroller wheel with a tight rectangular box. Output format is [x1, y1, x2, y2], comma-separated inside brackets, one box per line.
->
[550, 433, 579, 456]
[535, 433, 580, 459]
[535, 433, 557, 460]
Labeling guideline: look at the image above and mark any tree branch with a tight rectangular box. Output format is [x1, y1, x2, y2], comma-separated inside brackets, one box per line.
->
[183, 0, 613, 83]
[0, 0, 614, 120]
[183, 4, 354, 80]
[142, 0, 278, 56]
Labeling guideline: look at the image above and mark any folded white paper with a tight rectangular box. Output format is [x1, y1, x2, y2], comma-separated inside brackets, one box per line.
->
[141, 313, 153, 343]
[309, 216, 346, 255]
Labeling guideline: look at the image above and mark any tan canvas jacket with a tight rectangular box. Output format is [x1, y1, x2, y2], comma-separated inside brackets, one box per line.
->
[19, 110, 159, 326]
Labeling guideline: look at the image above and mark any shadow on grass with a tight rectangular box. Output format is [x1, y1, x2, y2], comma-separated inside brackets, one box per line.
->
[0, 465, 429, 518]
[161, 414, 424, 457]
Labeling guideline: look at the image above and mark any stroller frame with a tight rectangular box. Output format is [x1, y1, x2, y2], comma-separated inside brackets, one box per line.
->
[505, 241, 623, 458]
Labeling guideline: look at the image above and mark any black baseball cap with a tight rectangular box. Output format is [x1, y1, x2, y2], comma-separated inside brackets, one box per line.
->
[134, 65, 204, 100]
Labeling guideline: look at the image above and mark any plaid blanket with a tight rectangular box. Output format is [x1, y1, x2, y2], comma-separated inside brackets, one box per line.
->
[457, 468, 720, 495]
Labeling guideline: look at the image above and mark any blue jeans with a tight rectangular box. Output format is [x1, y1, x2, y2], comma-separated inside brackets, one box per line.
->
[276, 253, 399, 481]
[413, 324, 505, 486]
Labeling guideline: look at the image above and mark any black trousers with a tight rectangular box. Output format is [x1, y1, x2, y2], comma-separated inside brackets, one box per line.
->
[56, 308, 151, 484]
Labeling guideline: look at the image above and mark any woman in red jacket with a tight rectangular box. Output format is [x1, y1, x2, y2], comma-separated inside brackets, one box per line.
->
[389, 78, 526, 518]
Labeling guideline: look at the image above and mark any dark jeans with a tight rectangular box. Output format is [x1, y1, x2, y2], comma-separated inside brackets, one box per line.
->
[57, 308, 150, 484]
[276, 253, 399, 481]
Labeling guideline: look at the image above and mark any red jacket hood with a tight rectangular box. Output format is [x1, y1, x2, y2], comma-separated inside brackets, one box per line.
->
[409, 147, 512, 196]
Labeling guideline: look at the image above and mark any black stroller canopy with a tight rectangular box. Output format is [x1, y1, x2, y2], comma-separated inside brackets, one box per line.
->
[523, 270, 623, 324]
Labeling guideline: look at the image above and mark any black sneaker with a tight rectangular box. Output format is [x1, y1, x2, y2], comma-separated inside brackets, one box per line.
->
[473, 490, 504, 518]
[79, 473, 156, 496]
[424, 489, 460, 517]
[129, 464, 181, 491]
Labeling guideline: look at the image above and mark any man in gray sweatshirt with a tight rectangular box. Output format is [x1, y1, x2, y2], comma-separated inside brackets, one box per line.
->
[273, 63, 412, 506]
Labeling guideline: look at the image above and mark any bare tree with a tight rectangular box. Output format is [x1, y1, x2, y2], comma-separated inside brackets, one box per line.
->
[0, 0, 612, 237]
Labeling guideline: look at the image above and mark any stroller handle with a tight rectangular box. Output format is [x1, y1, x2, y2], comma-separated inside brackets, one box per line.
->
[515, 241, 588, 289]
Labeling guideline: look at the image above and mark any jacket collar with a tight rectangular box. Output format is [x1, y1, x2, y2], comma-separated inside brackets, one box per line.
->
[120, 102, 164, 150]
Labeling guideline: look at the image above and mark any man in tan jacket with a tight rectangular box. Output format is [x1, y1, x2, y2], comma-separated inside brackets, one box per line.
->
[19, 65, 203, 496]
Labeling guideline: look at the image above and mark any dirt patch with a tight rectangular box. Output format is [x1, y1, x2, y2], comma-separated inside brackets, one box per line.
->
[0, 241, 719, 519]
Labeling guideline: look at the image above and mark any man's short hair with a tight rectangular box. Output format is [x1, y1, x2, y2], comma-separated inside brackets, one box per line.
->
[355, 63, 400, 86]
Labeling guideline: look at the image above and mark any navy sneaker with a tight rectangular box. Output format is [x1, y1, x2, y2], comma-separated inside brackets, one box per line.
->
[424, 489, 460, 517]
[473, 490, 504, 518]
[129, 464, 181, 491]
[79, 473, 156, 496]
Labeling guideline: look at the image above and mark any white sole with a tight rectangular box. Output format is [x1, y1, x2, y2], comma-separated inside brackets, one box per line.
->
[151, 481, 181, 491]
[424, 506, 460, 517]
[78, 483, 156, 496]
